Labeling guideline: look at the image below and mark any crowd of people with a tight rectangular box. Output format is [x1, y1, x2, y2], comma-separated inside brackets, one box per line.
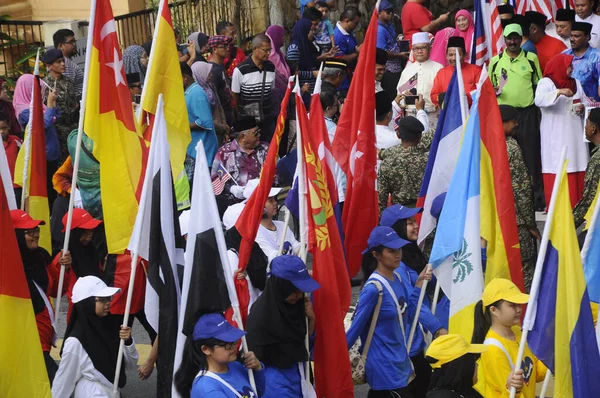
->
[3, 0, 600, 397]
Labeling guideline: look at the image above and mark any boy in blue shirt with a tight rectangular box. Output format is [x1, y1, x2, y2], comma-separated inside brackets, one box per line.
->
[314, 1, 335, 53]
[334, 6, 362, 93]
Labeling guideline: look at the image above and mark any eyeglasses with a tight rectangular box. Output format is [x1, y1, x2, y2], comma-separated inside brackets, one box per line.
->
[256, 47, 272, 53]
[63, 39, 77, 45]
[25, 226, 40, 236]
[95, 297, 113, 304]
[214, 342, 236, 350]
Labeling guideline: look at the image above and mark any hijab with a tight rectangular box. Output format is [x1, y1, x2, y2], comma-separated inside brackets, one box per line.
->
[15, 229, 52, 314]
[61, 296, 126, 388]
[455, 10, 475, 61]
[224, 227, 268, 291]
[191, 61, 216, 107]
[544, 54, 577, 93]
[69, 228, 103, 278]
[428, 354, 481, 397]
[123, 45, 147, 83]
[430, 28, 457, 67]
[246, 275, 307, 369]
[13, 74, 47, 118]
[188, 32, 209, 63]
[392, 218, 428, 274]
[290, 18, 319, 71]
[266, 25, 291, 80]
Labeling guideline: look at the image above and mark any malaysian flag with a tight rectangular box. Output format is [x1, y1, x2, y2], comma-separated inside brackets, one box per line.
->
[472, 0, 504, 66]
[508, 0, 575, 20]
[211, 163, 232, 195]
[397, 72, 418, 94]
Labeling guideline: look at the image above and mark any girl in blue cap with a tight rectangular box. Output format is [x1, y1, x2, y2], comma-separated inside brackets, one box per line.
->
[174, 313, 265, 397]
[347, 226, 422, 398]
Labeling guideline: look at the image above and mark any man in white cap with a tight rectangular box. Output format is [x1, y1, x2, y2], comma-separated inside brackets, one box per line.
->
[397, 32, 442, 127]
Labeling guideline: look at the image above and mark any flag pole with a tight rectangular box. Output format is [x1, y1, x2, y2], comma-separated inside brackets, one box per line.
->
[406, 264, 432, 353]
[277, 210, 292, 255]
[455, 48, 468, 124]
[20, 48, 41, 210]
[54, 0, 97, 328]
[430, 282, 441, 316]
[509, 146, 567, 398]
[539, 370, 552, 398]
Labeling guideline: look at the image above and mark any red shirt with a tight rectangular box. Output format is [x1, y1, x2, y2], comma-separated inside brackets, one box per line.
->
[534, 34, 567, 72]
[401, 2, 433, 41]
[430, 63, 482, 107]
[35, 254, 64, 352]
[3, 134, 22, 188]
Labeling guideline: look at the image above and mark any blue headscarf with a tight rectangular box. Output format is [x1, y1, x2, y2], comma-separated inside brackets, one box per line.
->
[289, 18, 319, 71]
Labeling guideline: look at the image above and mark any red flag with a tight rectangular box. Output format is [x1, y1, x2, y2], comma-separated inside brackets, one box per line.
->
[233, 81, 292, 325]
[331, 9, 379, 277]
[301, 82, 353, 396]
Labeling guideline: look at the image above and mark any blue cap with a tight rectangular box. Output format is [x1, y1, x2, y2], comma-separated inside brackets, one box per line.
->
[192, 313, 246, 342]
[431, 192, 447, 220]
[271, 255, 321, 293]
[379, 0, 394, 11]
[42, 48, 64, 64]
[362, 226, 411, 254]
[380, 204, 423, 227]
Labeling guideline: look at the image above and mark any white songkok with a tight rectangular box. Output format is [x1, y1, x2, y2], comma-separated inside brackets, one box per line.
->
[412, 32, 431, 46]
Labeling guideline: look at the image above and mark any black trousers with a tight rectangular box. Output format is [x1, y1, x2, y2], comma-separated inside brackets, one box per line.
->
[44, 351, 58, 385]
[516, 105, 545, 209]
[410, 351, 432, 397]
[368, 387, 414, 398]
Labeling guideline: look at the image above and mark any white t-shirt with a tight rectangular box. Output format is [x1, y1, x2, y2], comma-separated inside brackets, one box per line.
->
[576, 13, 600, 48]
[255, 220, 300, 263]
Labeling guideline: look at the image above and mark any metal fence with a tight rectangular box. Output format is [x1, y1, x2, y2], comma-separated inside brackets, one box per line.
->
[0, 20, 44, 77]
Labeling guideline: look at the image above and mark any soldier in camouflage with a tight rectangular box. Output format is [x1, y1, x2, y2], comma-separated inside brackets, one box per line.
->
[501, 105, 541, 292]
[378, 114, 433, 213]
[42, 49, 79, 164]
[574, 108, 600, 228]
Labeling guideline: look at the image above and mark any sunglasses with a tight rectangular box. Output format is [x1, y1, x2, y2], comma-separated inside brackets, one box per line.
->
[25, 226, 41, 236]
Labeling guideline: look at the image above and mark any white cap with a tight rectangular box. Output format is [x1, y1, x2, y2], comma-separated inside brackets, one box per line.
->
[179, 210, 191, 236]
[243, 178, 282, 200]
[223, 202, 246, 230]
[412, 32, 431, 45]
[72, 276, 121, 303]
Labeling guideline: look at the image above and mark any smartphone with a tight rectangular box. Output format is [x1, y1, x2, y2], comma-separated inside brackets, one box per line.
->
[399, 40, 410, 53]
[405, 95, 418, 105]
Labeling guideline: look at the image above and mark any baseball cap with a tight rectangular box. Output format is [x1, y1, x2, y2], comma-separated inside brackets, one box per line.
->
[362, 226, 411, 254]
[72, 276, 121, 303]
[271, 255, 321, 293]
[42, 48, 64, 64]
[430, 192, 447, 220]
[379, 0, 394, 11]
[192, 313, 246, 342]
[426, 334, 488, 369]
[61, 208, 103, 232]
[380, 204, 423, 227]
[10, 209, 46, 229]
[482, 278, 529, 308]
[503, 23, 523, 37]
[243, 178, 282, 200]
[223, 203, 245, 230]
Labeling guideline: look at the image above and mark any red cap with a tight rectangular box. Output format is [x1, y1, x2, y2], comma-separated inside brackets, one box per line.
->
[10, 209, 46, 229]
[62, 208, 102, 232]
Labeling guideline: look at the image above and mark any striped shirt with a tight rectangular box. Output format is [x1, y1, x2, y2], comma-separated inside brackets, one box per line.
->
[231, 57, 276, 118]
[64, 56, 83, 101]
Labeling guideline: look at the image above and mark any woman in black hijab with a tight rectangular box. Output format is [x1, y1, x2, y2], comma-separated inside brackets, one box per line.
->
[11, 209, 72, 384]
[245, 255, 320, 398]
[52, 276, 138, 397]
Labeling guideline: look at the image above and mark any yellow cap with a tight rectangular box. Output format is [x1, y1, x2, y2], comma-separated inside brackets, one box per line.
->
[426, 334, 488, 369]
[482, 278, 529, 307]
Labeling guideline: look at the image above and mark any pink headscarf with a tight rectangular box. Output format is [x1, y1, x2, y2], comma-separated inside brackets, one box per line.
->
[430, 28, 457, 66]
[13, 74, 46, 118]
[455, 10, 474, 61]
[266, 25, 290, 81]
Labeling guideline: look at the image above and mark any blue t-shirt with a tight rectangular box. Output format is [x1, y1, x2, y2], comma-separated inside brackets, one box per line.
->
[261, 364, 303, 398]
[185, 82, 218, 164]
[191, 361, 266, 397]
[314, 19, 334, 46]
[521, 40, 538, 55]
[18, 107, 61, 162]
[563, 46, 600, 101]
[334, 23, 359, 90]
[346, 271, 415, 390]
[376, 21, 403, 73]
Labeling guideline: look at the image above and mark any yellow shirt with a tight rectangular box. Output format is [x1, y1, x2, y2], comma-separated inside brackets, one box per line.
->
[478, 327, 547, 398]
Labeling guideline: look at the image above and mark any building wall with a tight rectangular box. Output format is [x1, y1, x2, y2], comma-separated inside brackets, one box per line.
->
[0, 0, 146, 21]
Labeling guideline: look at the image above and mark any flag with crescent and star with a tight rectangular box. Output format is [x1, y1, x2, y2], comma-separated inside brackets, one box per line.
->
[83, 0, 145, 253]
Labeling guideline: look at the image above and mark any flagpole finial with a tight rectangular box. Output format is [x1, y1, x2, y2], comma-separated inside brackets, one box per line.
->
[292, 74, 300, 94]
[33, 48, 41, 76]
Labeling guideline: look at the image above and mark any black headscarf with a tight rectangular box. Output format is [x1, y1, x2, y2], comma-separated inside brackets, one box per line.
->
[392, 218, 428, 274]
[224, 227, 268, 291]
[427, 354, 482, 397]
[246, 275, 307, 369]
[61, 296, 127, 388]
[68, 228, 103, 278]
[290, 18, 319, 71]
[15, 229, 52, 314]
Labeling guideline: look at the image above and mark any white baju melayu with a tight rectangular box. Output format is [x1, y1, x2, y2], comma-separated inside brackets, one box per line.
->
[397, 59, 443, 113]
[576, 13, 600, 48]
[255, 220, 301, 264]
[534, 78, 589, 174]
[546, 23, 571, 48]
[51, 337, 139, 398]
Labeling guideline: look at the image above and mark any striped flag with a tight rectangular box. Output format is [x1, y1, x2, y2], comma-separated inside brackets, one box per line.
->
[582, 188, 600, 352]
[507, 0, 576, 20]
[212, 163, 232, 195]
[397, 72, 418, 94]
[472, 0, 504, 66]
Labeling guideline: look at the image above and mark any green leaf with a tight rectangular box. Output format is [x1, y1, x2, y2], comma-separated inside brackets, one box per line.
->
[15, 49, 40, 65]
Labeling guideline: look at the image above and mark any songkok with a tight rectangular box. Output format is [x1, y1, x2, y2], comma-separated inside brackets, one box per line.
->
[447, 36, 465, 51]
[571, 22, 593, 36]
[498, 4, 514, 15]
[376, 48, 388, 65]
[588, 108, 600, 126]
[375, 91, 392, 118]
[525, 11, 547, 29]
[412, 32, 431, 46]
[395, 116, 424, 135]
[233, 117, 257, 133]
[555, 8, 575, 22]
[126, 72, 140, 86]
[499, 105, 519, 122]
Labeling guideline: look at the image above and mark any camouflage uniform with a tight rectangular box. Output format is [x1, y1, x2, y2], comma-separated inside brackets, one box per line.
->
[507, 136, 537, 292]
[43, 73, 79, 164]
[378, 129, 434, 212]
[574, 144, 600, 228]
